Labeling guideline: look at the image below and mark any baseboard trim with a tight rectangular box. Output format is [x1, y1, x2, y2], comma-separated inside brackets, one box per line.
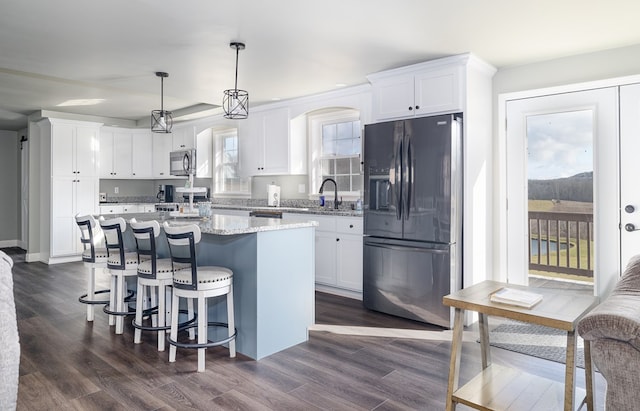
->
[0, 239, 19, 248]
[25, 253, 41, 263]
[315, 284, 362, 301]
[47, 255, 82, 265]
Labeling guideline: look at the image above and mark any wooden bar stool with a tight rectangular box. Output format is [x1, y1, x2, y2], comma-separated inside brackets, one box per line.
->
[75, 214, 110, 322]
[163, 222, 236, 372]
[130, 218, 195, 351]
[99, 217, 138, 335]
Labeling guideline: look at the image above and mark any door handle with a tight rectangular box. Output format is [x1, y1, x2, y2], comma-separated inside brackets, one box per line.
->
[625, 205, 635, 213]
[625, 223, 638, 232]
[405, 136, 413, 220]
[365, 242, 449, 254]
[394, 135, 402, 220]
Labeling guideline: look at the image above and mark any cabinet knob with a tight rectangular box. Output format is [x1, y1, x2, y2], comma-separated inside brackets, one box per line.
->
[349, 224, 353, 228]
[415, 105, 420, 110]
[408, 106, 413, 111]
[336, 238, 340, 242]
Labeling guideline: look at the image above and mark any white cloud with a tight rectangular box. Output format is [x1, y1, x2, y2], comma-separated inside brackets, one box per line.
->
[526, 110, 593, 180]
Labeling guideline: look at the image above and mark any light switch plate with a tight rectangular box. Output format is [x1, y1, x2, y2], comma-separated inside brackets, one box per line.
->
[114, 187, 119, 194]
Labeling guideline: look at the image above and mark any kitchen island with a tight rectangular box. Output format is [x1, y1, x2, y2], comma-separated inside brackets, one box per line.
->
[112, 212, 317, 360]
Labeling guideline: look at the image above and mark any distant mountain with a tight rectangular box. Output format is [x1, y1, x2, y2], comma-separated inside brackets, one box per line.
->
[528, 172, 593, 202]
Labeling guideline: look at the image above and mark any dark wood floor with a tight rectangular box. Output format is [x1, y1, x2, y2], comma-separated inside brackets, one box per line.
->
[5, 247, 605, 410]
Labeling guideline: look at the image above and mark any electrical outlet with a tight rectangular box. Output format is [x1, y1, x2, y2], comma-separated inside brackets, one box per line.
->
[114, 187, 119, 194]
[298, 184, 305, 193]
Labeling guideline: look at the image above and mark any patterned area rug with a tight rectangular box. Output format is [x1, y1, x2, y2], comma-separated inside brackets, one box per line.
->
[486, 320, 585, 369]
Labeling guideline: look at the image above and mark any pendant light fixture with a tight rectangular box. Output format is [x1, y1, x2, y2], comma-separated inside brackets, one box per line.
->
[223, 42, 249, 119]
[151, 71, 173, 133]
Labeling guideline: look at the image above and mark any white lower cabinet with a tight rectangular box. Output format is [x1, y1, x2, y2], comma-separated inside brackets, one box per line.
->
[99, 204, 155, 214]
[315, 229, 338, 285]
[335, 218, 364, 291]
[284, 213, 363, 292]
[122, 204, 140, 213]
[51, 177, 98, 257]
[99, 205, 124, 215]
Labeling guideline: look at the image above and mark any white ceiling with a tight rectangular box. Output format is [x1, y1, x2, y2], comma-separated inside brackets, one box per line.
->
[2, 0, 640, 131]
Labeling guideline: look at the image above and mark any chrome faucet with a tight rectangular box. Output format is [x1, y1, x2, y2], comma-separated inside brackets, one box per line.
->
[319, 178, 341, 209]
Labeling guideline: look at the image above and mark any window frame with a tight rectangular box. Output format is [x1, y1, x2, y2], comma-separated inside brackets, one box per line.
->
[212, 127, 250, 197]
[308, 109, 362, 201]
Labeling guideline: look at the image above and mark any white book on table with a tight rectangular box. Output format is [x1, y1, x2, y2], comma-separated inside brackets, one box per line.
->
[490, 287, 543, 309]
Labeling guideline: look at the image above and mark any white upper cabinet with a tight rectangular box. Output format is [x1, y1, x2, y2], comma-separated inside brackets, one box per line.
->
[368, 57, 464, 121]
[239, 107, 305, 176]
[152, 132, 173, 178]
[99, 128, 153, 179]
[50, 120, 100, 178]
[131, 131, 153, 178]
[99, 130, 132, 178]
[172, 126, 196, 150]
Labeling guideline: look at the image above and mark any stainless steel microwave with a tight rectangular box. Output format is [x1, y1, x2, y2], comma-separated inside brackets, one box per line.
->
[169, 149, 197, 176]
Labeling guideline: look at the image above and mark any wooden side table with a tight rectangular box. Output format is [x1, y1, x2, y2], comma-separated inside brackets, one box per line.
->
[443, 280, 599, 411]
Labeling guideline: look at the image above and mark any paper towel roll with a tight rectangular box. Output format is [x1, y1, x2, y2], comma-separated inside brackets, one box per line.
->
[267, 184, 281, 207]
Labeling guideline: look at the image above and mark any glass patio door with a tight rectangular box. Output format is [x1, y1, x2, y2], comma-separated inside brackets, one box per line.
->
[505, 87, 619, 298]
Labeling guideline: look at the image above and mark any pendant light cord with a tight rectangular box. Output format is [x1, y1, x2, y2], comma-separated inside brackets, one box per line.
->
[160, 76, 164, 112]
[234, 46, 239, 92]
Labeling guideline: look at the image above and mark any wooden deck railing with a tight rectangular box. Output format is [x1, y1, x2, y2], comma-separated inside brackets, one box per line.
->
[528, 211, 594, 278]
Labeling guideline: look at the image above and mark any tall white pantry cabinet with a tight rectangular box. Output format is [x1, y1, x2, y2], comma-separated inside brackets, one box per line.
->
[39, 118, 101, 263]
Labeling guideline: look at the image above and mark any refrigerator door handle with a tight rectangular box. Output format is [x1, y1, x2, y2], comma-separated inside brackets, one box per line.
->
[405, 136, 414, 220]
[365, 242, 449, 254]
[394, 134, 403, 220]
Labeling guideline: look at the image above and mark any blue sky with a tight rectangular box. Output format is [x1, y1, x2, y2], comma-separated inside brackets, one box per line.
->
[526, 109, 593, 180]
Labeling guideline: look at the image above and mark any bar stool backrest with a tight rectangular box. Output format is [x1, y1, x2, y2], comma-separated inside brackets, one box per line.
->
[99, 217, 127, 270]
[130, 219, 160, 279]
[163, 222, 201, 291]
[75, 214, 103, 263]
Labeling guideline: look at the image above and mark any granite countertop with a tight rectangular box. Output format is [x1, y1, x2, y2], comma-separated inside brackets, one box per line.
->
[103, 212, 318, 236]
[99, 201, 363, 217]
[209, 204, 363, 217]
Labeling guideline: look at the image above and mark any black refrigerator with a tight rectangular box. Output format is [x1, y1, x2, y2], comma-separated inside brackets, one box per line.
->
[363, 114, 462, 328]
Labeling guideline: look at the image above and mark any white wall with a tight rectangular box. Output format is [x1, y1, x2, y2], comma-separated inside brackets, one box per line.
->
[491, 43, 640, 280]
[0, 131, 19, 244]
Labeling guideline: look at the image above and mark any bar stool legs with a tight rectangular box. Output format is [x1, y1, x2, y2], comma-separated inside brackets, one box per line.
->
[168, 287, 235, 372]
[164, 222, 236, 372]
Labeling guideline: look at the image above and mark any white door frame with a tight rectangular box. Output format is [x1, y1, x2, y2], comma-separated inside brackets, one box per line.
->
[20, 137, 28, 250]
[497, 74, 640, 296]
